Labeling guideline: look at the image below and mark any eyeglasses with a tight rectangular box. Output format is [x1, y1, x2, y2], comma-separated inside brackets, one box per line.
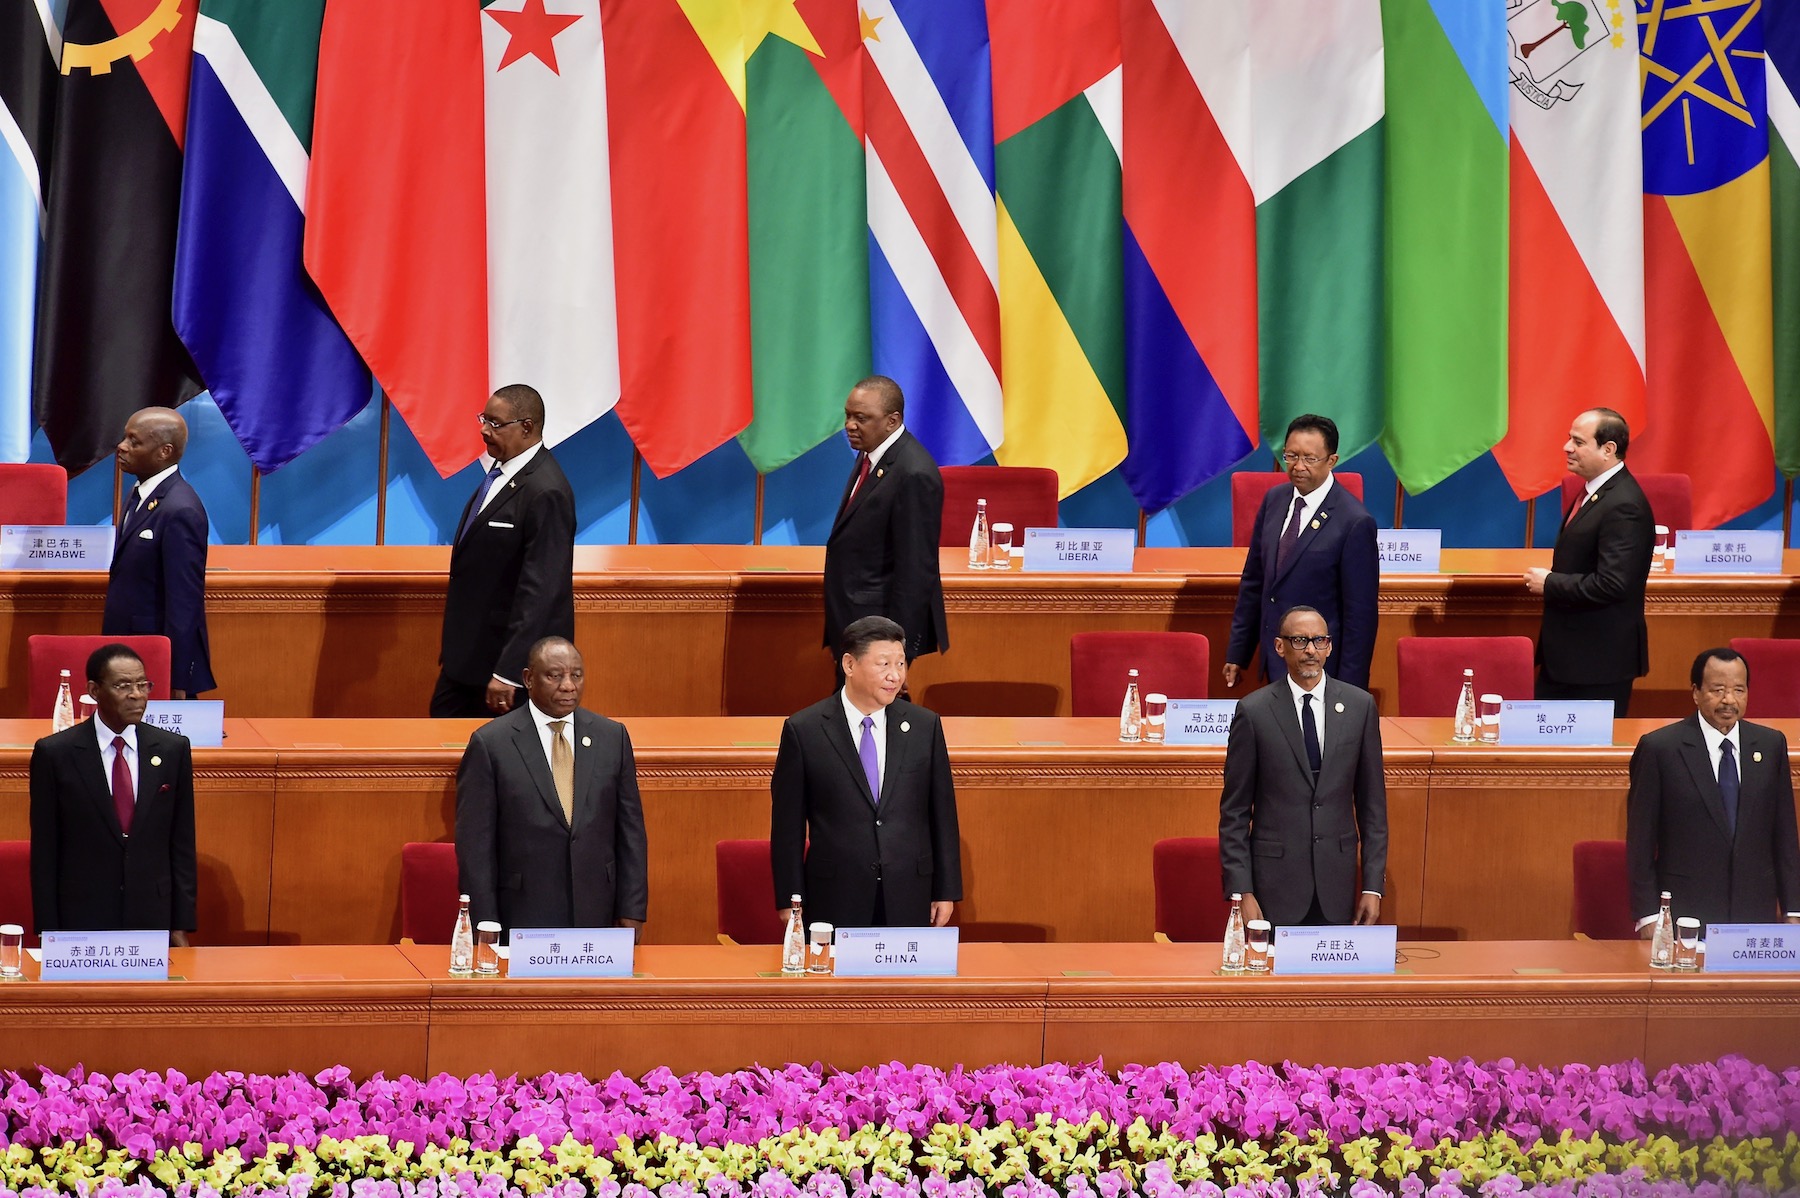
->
[106, 680, 154, 696]
[477, 413, 526, 430]
[1280, 452, 1330, 467]
[1280, 635, 1332, 650]
[1700, 685, 1747, 699]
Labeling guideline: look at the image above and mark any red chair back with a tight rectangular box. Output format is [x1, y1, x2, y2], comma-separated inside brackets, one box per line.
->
[1572, 839, 1634, 939]
[717, 839, 787, 945]
[1728, 638, 1800, 719]
[1152, 837, 1232, 942]
[401, 842, 461, 944]
[0, 842, 35, 946]
[1558, 471, 1692, 531]
[939, 466, 1059, 548]
[28, 636, 173, 719]
[0, 464, 68, 525]
[1070, 632, 1210, 717]
[1230, 472, 1364, 547]
[1394, 636, 1535, 718]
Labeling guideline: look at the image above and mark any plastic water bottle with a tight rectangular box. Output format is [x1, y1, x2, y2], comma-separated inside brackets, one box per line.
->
[968, 498, 990, 569]
[449, 895, 475, 976]
[781, 895, 807, 975]
[1649, 891, 1675, 970]
[1221, 894, 1247, 973]
[1452, 669, 1478, 743]
[52, 670, 76, 733]
[1118, 669, 1142, 743]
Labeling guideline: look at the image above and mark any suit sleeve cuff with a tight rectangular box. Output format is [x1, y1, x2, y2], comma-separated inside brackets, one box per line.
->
[1361, 890, 1381, 897]
[491, 673, 519, 688]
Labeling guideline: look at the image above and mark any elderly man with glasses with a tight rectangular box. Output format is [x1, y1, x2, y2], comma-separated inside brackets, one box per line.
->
[1218, 606, 1388, 929]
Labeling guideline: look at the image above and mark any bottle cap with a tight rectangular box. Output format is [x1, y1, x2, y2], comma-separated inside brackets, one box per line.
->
[1128, 668, 1139, 676]
[1229, 892, 1242, 901]
[790, 894, 803, 902]
[458, 894, 471, 903]
[1462, 668, 1474, 676]
[1660, 891, 1672, 899]
[59, 668, 69, 677]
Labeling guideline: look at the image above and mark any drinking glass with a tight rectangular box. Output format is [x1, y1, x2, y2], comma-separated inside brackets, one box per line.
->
[807, 922, 834, 974]
[1674, 917, 1701, 970]
[1478, 694, 1502, 743]
[990, 522, 1015, 569]
[1142, 693, 1167, 743]
[475, 921, 503, 975]
[0, 924, 22, 979]
[1652, 525, 1671, 572]
[1244, 920, 1271, 973]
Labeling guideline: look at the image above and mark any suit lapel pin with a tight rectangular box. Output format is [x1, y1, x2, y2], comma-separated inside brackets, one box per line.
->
[582, 736, 592, 747]
[876, 468, 885, 478]
[1310, 519, 1321, 530]
[900, 721, 910, 732]
[146, 499, 158, 512]
[150, 756, 161, 767]
[1334, 703, 1344, 713]
[1754, 750, 1762, 762]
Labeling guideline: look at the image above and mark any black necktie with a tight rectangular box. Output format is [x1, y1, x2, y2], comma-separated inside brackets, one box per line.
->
[1276, 496, 1306, 572]
[1301, 693, 1322, 778]
[1719, 738, 1740, 836]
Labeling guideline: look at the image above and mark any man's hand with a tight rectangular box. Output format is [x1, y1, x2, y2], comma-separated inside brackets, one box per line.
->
[929, 901, 955, 928]
[1787, 915, 1800, 925]
[1222, 663, 1242, 689]
[1524, 567, 1549, 595]
[1352, 893, 1381, 926]
[485, 677, 516, 714]
[618, 917, 645, 943]
[1238, 892, 1262, 926]
[170, 930, 190, 948]
[170, 689, 187, 701]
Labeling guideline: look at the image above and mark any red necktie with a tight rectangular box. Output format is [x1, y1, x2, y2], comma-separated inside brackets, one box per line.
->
[111, 735, 134, 836]
[846, 454, 871, 506]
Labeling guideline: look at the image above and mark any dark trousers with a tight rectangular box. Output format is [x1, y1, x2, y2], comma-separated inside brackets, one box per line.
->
[430, 671, 522, 719]
[1535, 672, 1634, 718]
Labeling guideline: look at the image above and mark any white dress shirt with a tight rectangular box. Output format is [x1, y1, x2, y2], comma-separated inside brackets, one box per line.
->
[129, 464, 179, 514]
[93, 715, 140, 806]
[840, 689, 888, 792]
[1279, 472, 1335, 541]
[1575, 460, 1624, 511]
[476, 441, 540, 518]
[526, 699, 575, 774]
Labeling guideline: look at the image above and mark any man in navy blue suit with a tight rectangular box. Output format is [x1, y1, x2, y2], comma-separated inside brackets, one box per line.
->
[1224, 414, 1379, 691]
[103, 408, 215, 697]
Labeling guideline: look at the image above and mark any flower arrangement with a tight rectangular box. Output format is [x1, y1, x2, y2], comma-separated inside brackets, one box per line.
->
[0, 1058, 1794, 1198]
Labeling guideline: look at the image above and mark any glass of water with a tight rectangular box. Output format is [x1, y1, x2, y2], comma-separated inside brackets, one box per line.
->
[1674, 918, 1701, 970]
[807, 922, 834, 974]
[475, 921, 503, 975]
[1244, 920, 1271, 973]
[1652, 525, 1670, 572]
[990, 522, 1015, 569]
[1478, 694, 1502, 742]
[1142, 693, 1167, 742]
[0, 924, 23, 979]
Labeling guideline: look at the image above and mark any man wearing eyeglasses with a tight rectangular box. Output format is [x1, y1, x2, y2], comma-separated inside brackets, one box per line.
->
[432, 384, 576, 718]
[1224, 414, 1378, 692]
[29, 644, 196, 943]
[1219, 606, 1387, 928]
[1626, 648, 1800, 932]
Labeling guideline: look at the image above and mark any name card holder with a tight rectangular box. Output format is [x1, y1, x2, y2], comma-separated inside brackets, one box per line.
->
[0, 525, 114, 570]
[1273, 925, 1396, 976]
[1496, 700, 1614, 746]
[507, 927, 635, 978]
[1163, 699, 1239, 746]
[1673, 530, 1784, 575]
[40, 930, 170, 980]
[142, 701, 226, 748]
[1021, 528, 1136, 573]
[1703, 924, 1800, 973]
[1376, 529, 1442, 574]
[833, 926, 958, 977]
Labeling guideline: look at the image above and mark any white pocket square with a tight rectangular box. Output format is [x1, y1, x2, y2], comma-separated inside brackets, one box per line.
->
[137, 528, 154, 539]
[487, 520, 514, 529]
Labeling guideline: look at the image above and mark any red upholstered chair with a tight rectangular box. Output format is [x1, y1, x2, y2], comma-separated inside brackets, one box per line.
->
[400, 842, 461, 944]
[1152, 837, 1232, 943]
[1558, 471, 1692, 531]
[0, 464, 68, 525]
[938, 465, 1059, 547]
[0, 841, 34, 946]
[27, 635, 172, 719]
[717, 839, 787, 946]
[1395, 635, 1535, 719]
[1070, 631, 1210, 717]
[1230, 472, 1364, 547]
[1727, 638, 1800, 718]
[1572, 840, 1635, 940]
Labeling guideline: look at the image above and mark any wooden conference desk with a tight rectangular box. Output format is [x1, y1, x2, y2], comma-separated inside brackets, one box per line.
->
[3, 546, 1797, 720]
[1, 941, 1792, 1079]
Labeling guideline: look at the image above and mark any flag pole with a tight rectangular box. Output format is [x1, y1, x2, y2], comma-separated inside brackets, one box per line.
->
[248, 466, 261, 546]
[1786, 478, 1794, 547]
[628, 449, 643, 545]
[1392, 480, 1405, 529]
[112, 458, 123, 527]
[375, 395, 391, 546]
[1523, 496, 1536, 548]
[753, 473, 765, 546]
[1137, 509, 1147, 547]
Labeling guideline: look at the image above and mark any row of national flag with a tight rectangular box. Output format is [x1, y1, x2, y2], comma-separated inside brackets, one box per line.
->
[0, 0, 1796, 528]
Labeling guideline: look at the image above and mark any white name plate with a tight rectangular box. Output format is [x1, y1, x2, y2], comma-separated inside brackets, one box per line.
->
[1704, 924, 1800, 973]
[833, 926, 958, 977]
[1274, 925, 1396, 975]
[1377, 529, 1441, 573]
[507, 927, 634, 978]
[1497, 699, 1614, 746]
[1022, 527, 1135, 573]
[0, 526, 114, 570]
[1163, 699, 1238, 745]
[142, 701, 224, 748]
[1674, 530, 1784, 575]
[39, 930, 170, 980]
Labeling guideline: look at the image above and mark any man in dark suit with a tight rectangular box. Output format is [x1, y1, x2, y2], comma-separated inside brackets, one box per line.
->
[771, 615, 962, 929]
[1627, 647, 1800, 932]
[454, 637, 648, 936]
[432, 384, 577, 718]
[823, 377, 948, 673]
[1225, 414, 1379, 691]
[29, 644, 196, 942]
[103, 408, 215, 697]
[1525, 407, 1655, 716]
[1219, 606, 1387, 927]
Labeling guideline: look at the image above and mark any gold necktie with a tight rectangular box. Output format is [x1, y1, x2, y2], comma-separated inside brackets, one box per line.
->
[549, 719, 574, 826]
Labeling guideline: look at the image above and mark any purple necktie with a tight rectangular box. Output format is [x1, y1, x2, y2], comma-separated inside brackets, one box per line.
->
[456, 463, 505, 543]
[1275, 496, 1306, 572]
[858, 715, 880, 804]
